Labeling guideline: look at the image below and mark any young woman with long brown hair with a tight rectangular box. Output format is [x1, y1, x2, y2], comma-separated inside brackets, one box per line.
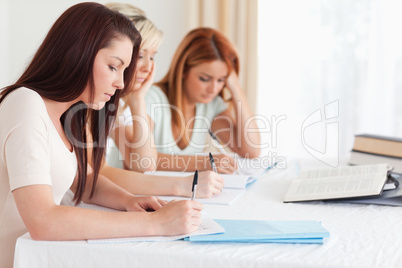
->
[0, 3, 202, 267]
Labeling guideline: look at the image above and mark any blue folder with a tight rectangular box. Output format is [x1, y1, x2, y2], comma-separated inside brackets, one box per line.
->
[186, 220, 329, 244]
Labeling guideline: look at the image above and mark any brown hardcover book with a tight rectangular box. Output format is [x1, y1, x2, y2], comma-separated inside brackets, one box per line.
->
[352, 134, 402, 158]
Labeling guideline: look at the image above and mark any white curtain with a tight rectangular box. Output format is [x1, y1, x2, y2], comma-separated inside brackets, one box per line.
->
[257, 0, 402, 165]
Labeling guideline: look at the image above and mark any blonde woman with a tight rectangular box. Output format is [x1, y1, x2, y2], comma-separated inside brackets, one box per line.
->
[98, 3, 224, 199]
[105, 2, 161, 171]
[113, 27, 261, 175]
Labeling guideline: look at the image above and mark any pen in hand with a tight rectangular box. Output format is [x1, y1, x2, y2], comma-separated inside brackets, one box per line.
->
[191, 170, 198, 200]
[209, 129, 240, 174]
[208, 129, 226, 154]
[209, 152, 218, 173]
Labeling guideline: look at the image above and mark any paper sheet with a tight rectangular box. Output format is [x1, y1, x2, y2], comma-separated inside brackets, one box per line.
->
[88, 214, 224, 244]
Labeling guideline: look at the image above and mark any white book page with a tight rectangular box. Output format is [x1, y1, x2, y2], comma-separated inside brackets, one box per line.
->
[284, 164, 390, 202]
[299, 164, 389, 179]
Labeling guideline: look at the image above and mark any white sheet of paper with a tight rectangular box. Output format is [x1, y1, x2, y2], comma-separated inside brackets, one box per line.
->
[87, 213, 224, 244]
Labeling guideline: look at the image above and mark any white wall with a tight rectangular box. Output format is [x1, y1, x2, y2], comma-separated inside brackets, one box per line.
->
[0, 0, 190, 88]
[0, 0, 10, 88]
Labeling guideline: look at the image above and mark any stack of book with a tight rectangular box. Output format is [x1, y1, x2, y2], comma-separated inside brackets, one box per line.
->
[349, 134, 402, 174]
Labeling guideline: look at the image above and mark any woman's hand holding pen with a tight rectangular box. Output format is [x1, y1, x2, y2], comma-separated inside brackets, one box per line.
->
[125, 195, 168, 212]
[211, 154, 237, 174]
[194, 171, 225, 198]
[150, 200, 203, 235]
[176, 171, 224, 198]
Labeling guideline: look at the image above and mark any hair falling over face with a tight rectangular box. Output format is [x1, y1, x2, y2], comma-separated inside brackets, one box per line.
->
[0, 2, 142, 204]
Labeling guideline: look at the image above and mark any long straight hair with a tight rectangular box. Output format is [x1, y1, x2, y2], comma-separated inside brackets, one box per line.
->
[155, 27, 239, 144]
[105, 2, 163, 115]
[0, 2, 141, 203]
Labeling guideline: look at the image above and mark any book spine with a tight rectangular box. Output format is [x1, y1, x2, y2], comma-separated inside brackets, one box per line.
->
[353, 136, 402, 158]
[355, 134, 402, 143]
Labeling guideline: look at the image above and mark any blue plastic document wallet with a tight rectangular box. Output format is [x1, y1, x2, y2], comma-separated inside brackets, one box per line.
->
[185, 219, 330, 244]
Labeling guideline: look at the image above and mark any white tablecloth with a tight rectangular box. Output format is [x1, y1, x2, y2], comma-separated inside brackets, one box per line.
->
[13, 159, 402, 268]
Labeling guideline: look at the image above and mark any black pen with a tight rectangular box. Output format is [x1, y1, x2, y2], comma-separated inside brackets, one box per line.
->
[209, 152, 218, 173]
[191, 170, 198, 200]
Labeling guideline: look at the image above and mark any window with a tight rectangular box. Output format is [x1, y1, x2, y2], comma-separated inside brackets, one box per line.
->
[258, 0, 402, 165]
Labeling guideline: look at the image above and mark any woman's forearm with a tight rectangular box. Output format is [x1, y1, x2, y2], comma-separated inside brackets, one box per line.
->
[14, 184, 201, 242]
[155, 153, 210, 172]
[115, 98, 158, 172]
[230, 87, 261, 158]
[100, 163, 225, 198]
[14, 185, 157, 241]
[80, 173, 137, 210]
[100, 164, 186, 196]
